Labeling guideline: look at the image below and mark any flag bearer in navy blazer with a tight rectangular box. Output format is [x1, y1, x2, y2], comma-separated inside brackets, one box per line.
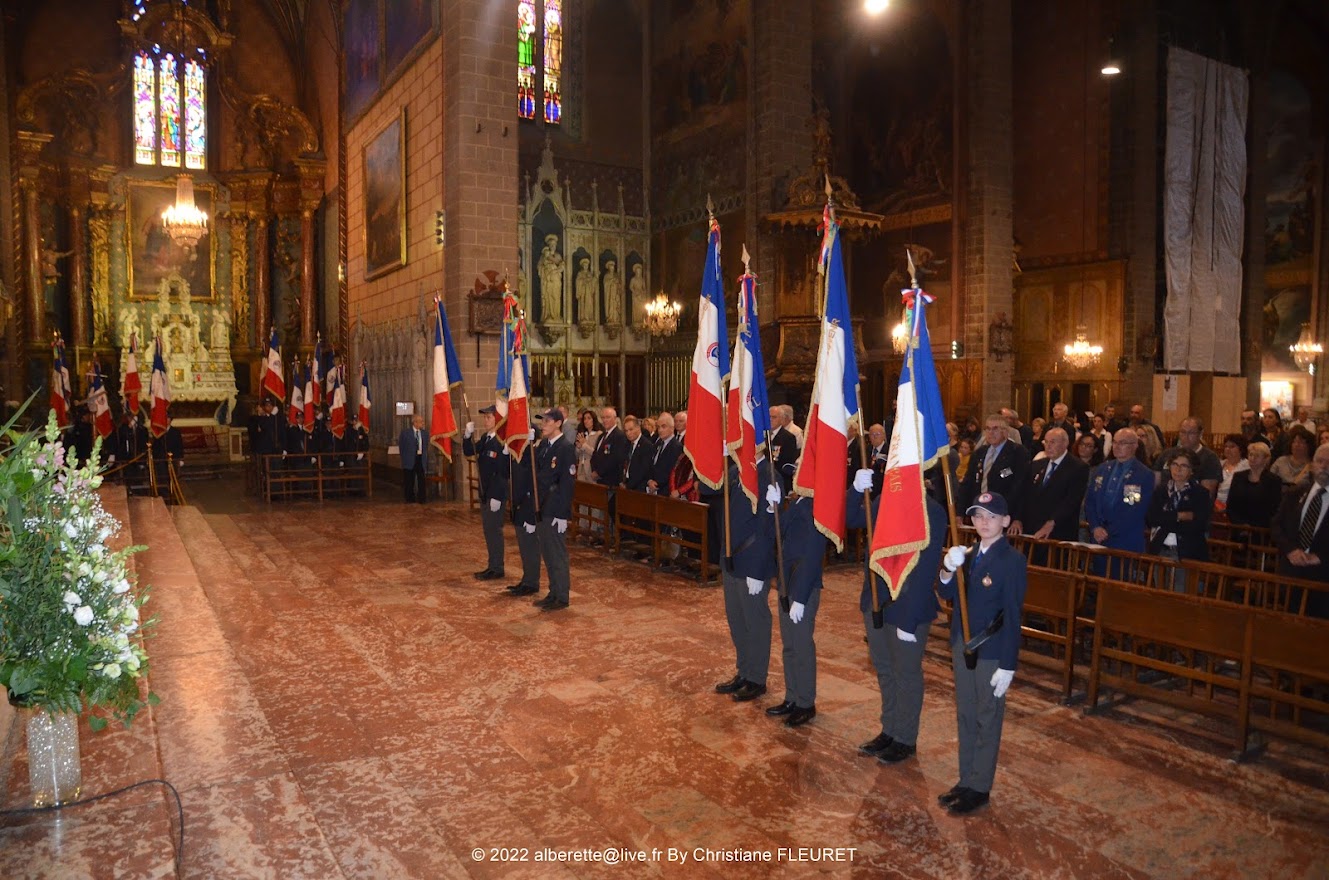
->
[533, 409, 576, 611]
[505, 427, 543, 598]
[936, 491, 1027, 816]
[714, 458, 777, 703]
[766, 492, 823, 728]
[847, 468, 945, 765]
[464, 405, 510, 582]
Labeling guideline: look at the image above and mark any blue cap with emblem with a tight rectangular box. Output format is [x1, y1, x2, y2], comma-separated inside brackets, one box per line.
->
[966, 492, 1009, 517]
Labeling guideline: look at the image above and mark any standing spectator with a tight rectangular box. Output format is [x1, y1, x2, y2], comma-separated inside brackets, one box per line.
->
[1045, 402, 1078, 441]
[1135, 425, 1163, 467]
[1002, 407, 1034, 449]
[1270, 444, 1329, 618]
[1215, 434, 1250, 510]
[1240, 409, 1267, 445]
[768, 405, 800, 493]
[1154, 417, 1222, 497]
[1084, 429, 1156, 554]
[621, 415, 655, 491]
[1073, 433, 1104, 468]
[1089, 413, 1112, 459]
[1291, 405, 1316, 435]
[954, 438, 975, 483]
[1009, 427, 1089, 553]
[590, 406, 629, 487]
[1025, 417, 1046, 459]
[1147, 450, 1211, 565]
[1225, 442, 1284, 530]
[1128, 404, 1166, 450]
[958, 413, 1032, 515]
[1270, 426, 1315, 491]
[397, 414, 429, 504]
[1103, 403, 1127, 436]
[647, 412, 682, 495]
[1263, 408, 1290, 459]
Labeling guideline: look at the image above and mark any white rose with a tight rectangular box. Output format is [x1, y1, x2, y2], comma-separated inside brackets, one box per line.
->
[63, 591, 82, 607]
[78, 562, 92, 578]
[73, 606, 94, 626]
[65, 521, 80, 539]
[122, 654, 140, 673]
[113, 579, 131, 595]
[122, 604, 139, 623]
[93, 568, 108, 583]
[102, 662, 121, 680]
[97, 527, 111, 542]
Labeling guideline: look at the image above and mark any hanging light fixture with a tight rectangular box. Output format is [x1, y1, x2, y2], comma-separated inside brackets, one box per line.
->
[890, 306, 909, 355]
[1063, 328, 1103, 369]
[642, 292, 681, 337]
[162, 174, 208, 250]
[1290, 323, 1323, 375]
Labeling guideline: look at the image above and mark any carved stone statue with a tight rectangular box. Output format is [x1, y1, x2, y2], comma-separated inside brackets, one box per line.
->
[211, 308, 230, 351]
[537, 233, 565, 322]
[628, 263, 646, 323]
[574, 256, 597, 322]
[118, 306, 141, 348]
[601, 259, 622, 325]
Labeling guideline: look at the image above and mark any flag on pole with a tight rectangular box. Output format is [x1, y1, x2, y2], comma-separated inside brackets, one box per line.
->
[122, 332, 143, 407]
[50, 336, 72, 429]
[303, 356, 317, 432]
[288, 360, 305, 426]
[358, 363, 372, 430]
[725, 269, 772, 512]
[430, 297, 464, 460]
[310, 336, 324, 409]
[869, 286, 950, 598]
[496, 289, 531, 459]
[88, 363, 113, 439]
[149, 336, 171, 438]
[261, 327, 285, 403]
[792, 204, 860, 551]
[329, 370, 347, 440]
[682, 214, 729, 490]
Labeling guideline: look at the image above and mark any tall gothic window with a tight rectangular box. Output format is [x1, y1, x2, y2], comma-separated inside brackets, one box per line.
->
[517, 1, 563, 125]
[134, 48, 207, 169]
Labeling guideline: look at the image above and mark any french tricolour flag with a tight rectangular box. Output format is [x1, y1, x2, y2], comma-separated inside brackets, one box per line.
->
[262, 327, 285, 403]
[310, 336, 324, 410]
[358, 364, 372, 430]
[303, 356, 318, 432]
[725, 271, 771, 512]
[682, 216, 729, 490]
[288, 360, 305, 426]
[329, 370, 347, 440]
[149, 337, 171, 438]
[430, 298, 464, 461]
[50, 337, 72, 429]
[122, 332, 143, 407]
[792, 208, 860, 551]
[89, 363, 113, 439]
[869, 287, 949, 599]
[497, 296, 531, 459]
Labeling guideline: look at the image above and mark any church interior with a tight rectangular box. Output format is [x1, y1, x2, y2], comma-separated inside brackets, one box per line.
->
[2, 0, 1329, 877]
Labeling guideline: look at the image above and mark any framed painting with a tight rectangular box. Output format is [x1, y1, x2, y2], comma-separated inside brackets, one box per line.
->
[385, 0, 437, 75]
[363, 109, 406, 280]
[344, 0, 381, 124]
[127, 179, 215, 301]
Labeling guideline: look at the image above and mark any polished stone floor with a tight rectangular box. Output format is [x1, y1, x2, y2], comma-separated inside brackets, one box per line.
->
[2, 480, 1328, 879]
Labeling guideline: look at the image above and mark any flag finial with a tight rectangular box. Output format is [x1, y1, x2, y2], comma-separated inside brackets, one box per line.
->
[907, 247, 918, 289]
[705, 193, 715, 218]
[741, 244, 751, 275]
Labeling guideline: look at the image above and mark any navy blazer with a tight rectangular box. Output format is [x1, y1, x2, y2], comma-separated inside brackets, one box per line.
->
[1146, 478, 1211, 560]
[1271, 484, 1329, 583]
[536, 435, 577, 520]
[590, 426, 630, 487]
[1084, 457, 1155, 552]
[1017, 454, 1090, 541]
[649, 435, 683, 489]
[960, 440, 1031, 514]
[727, 460, 775, 580]
[779, 496, 825, 605]
[398, 425, 429, 470]
[509, 441, 539, 526]
[936, 536, 1027, 670]
[464, 432, 510, 502]
[623, 434, 656, 490]
[847, 489, 944, 630]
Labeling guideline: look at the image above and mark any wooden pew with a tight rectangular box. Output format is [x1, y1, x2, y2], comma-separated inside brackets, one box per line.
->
[614, 488, 659, 563]
[655, 494, 712, 584]
[1019, 566, 1082, 703]
[571, 481, 610, 544]
[1246, 611, 1329, 751]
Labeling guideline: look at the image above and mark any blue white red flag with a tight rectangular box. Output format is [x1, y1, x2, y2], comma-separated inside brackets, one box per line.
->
[358, 363, 372, 430]
[682, 216, 729, 490]
[50, 336, 72, 429]
[288, 360, 305, 427]
[792, 206, 860, 550]
[496, 289, 531, 459]
[310, 336, 324, 409]
[149, 337, 171, 438]
[869, 286, 949, 598]
[122, 332, 143, 407]
[303, 356, 317, 432]
[262, 327, 285, 403]
[431, 298, 464, 460]
[725, 270, 772, 512]
[329, 370, 347, 440]
[88, 363, 113, 439]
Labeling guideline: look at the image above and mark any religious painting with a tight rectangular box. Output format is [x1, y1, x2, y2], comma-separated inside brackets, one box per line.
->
[649, 0, 748, 146]
[126, 180, 214, 301]
[1262, 282, 1312, 373]
[1260, 380, 1295, 420]
[1264, 71, 1314, 268]
[344, 0, 381, 124]
[385, 0, 437, 76]
[363, 110, 407, 280]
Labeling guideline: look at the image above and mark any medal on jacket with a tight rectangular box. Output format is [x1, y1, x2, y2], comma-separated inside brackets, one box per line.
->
[1124, 483, 1141, 505]
[982, 573, 993, 588]
[550, 456, 557, 469]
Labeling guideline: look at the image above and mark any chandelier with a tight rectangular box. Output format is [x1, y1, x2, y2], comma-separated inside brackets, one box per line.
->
[1063, 328, 1103, 369]
[642, 292, 681, 337]
[1290, 323, 1323, 374]
[162, 174, 208, 249]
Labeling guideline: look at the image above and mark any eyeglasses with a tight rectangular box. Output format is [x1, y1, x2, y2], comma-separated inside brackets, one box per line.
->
[1170, 461, 1193, 470]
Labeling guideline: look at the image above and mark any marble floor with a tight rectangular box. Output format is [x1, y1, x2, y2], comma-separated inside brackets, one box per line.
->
[2, 479, 1328, 879]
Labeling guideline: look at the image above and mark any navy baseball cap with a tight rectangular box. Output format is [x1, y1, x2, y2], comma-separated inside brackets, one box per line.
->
[538, 408, 564, 423]
[479, 404, 498, 415]
[966, 492, 1009, 517]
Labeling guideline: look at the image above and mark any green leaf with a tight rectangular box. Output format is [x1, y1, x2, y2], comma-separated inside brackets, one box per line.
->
[147, 692, 161, 706]
[88, 715, 107, 732]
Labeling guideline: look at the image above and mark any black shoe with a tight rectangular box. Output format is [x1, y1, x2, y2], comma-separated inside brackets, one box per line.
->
[945, 789, 990, 815]
[540, 597, 569, 612]
[714, 674, 744, 694]
[730, 682, 767, 702]
[764, 701, 796, 717]
[473, 569, 495, 580]
[507, 584, 538, 596]
[532, 594, 552, 607]
[937, 785, 972, 807]
[858, 733, 894, 757]
[784, 705, 816, 727]
[876, 741, 916, 764]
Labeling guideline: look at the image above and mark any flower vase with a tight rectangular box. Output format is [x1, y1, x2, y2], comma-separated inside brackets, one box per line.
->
[25, 710, 82, 807]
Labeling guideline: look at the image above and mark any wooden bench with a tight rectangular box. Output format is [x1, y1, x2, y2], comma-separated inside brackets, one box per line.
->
[654, 494, 712, 584]
[614, 488, 659, 559]
[571, 481, 610, 544]
[1247, 610, 1329, 752]
[1019, 565, 1083, 703]
[258, 453, 373, 502]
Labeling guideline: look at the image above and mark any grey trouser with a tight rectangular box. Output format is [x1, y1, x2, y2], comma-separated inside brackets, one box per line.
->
[481, 502, 506, 573]
[865, 615, 930, 746]
[778, 588, 821, 708]
[536, 520, 570, 602]
[951, 641, 1006, 793]
[721, 570, 771, 685]
[515, 521, 541, 587]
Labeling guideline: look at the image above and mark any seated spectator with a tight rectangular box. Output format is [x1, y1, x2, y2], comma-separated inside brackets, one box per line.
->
[1074, 432, 1104, 468]
[1215, 434, 1250, 510]
[1225, 442, 1283, 530]
[1270, 426, 1315, 490]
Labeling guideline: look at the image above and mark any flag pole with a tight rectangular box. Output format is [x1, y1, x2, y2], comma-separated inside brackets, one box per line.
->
[855, 387, 883, 628]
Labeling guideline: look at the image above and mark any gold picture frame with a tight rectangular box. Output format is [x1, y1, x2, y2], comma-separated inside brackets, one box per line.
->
[126, 179, 217, 301]
[363, 108, 407, 280]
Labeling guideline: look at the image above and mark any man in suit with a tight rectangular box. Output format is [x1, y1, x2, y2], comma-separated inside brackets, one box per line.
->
[506, 424, 543, 597]
[1271, 443, 1329, 618]
[673, 410, 687, 445]
[647, 412, 682, 494]
[1084, 429, 1156, 563]
[937, 492, 1028, 816]
[398, 413, 429, 504]
[1008, 428, 1089, 559]
[1128, 403, 1166, 451]
[1103, 403, 1127, 437]
[714, 457, 776, 703]
[768, 405, 800, 493]
[115, 411, 148, 483]
[621, 415, 655, 491]
[866, 422, 889, 494]
[959, 413, 1031, 515]
[533, 409, 577, 611]
[590, 406, 629, 487]
[1044, 403, 1078, 441]
[464, 405, 509, 581]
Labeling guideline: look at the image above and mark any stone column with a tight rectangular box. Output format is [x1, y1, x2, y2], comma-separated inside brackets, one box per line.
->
[17, 131, 52, 347]
[68, 205, 87, 347]
[253, 212, 270, 341]
[299, 207, 315, 347]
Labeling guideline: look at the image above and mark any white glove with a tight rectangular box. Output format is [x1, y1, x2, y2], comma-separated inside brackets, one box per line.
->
[765, 484, 782, 512]
[852, 468, 873, 493]
[553, 518, 568, 534]
[108, 455, 116, 464]
[489, 498, 501, 512]
[991, 668, 1014, 699]
[524, 522, 536, 534]
[464, 421, 475, 438]
[896, 626, 918, 643]
[282, 451, 288, 458]
[943, 545, 969, 572]
[356, 453, 364, 460]
[745, 576, 764, 596]
[527, 429, 535, 441]
[789, 601, 805, 624]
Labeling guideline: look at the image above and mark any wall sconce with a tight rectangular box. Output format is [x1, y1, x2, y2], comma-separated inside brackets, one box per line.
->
[950, 339, 964, 360]
[435, 210, 446, 246]
[1137, 328, 1158, 363]
[988, 312, 1014, 361]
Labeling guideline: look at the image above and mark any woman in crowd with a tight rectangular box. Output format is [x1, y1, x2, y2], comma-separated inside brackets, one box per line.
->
[1214, 434, 1249, 512]
[575, 409, 601, 481]
[1073, 432, 1103, 468]
[1317, 426, 1329, 449]
[1090, 414, 1111, 458]
[1026, 417, 1047, 458]
[961, 416, 982, 446]
[1135, 425, 1163, 466]
[1225, 441, 1284, 530]
[1270, 425, 1315, 490]
[1146, 450, 1211, 564]
[954, 437, 975, 483]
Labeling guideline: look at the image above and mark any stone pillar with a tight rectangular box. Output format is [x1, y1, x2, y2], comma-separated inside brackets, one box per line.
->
[68, 205, 87, 347]
[253, 212, 270, 342]
[17, 131, 51, 347]
[963, 0, 1015, 415]
[1125, 0, 1161, 408]
[299, 207, 315, 347]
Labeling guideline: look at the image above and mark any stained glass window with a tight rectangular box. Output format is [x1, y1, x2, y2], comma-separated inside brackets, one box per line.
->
[158, 53, 182, 167]
[133, 52, 157, 165]
[517, 2, 537, 120]
[183, 59, 206, 169]
[542, 1, 562, 124]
